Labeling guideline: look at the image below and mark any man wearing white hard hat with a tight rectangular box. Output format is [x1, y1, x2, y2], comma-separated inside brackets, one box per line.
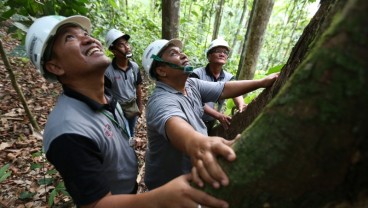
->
[104, 28, 143, 138]
[142, 39, 279, 191]
[190, 37, 246, 134]
[25, 15, 230, 208]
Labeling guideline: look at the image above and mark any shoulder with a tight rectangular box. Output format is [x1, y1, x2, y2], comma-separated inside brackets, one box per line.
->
[193, 66, 205, 73]
[223, 70, 235, 81]
[190, 67, 205, 78]
[129, 61, 139, 70]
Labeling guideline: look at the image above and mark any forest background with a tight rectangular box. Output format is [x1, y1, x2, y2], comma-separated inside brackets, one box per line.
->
[0, 0, 325, 207]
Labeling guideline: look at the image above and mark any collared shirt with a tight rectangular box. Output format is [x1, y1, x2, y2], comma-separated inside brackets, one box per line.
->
[43, 85, 138, 205]
[190, 64, 235, 121]
[144, 78, 225, 190]
[105, 58, 142, 103]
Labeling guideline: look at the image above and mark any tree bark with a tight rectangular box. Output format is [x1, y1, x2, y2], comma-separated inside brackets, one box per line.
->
[162, 0, 180, 39]
[229, 0, 248, 59]
[211, 0, 225, 40]
[236, 0, 256, 79]
[237, 0, 275, 80]
[208, 0, 368, 207]
[213, 0, 341, 140]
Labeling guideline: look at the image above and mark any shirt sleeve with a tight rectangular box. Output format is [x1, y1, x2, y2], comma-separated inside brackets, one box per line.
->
[46, 133, 110, 206]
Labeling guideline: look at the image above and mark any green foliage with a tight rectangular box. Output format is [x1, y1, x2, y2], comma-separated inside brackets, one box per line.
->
[266, 64, 284, 75]
[224, 65, 282, 115]
[0, 164, 12, 183]
[27, 149, 71, 207]
[30, 163, 42, 170]
[48, 182, 69, 207]
[2, 0, 316, 77]
[19, 191, 36, 200]
[38, 177, 54, 185]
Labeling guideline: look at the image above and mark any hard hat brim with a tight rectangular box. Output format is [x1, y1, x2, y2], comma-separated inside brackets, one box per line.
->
[157, 39, 182, 56]
[49, 15, 91, 38]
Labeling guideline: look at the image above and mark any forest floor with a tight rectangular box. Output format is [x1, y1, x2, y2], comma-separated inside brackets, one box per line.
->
[0, 25, 149, 207]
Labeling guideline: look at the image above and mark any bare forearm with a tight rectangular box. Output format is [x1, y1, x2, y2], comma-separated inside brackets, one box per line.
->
[204, 104, 221, 120]
[220, 80, 263, 99]
[165, 117, 206, 154]
[220, 72, 279, 99]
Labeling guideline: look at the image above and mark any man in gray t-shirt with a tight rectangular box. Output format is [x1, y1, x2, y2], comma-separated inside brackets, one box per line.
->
[142, 39, 279, 190]
[190, 38, 246, 134]
[104, 29, 143, 137]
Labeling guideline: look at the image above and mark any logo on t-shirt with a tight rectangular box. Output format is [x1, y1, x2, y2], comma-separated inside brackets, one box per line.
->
[103, 123, 114, 138]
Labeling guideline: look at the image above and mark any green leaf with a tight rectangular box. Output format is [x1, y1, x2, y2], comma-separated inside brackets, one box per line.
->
[0, 171, 11, 183]
[31, 151, 43, 157]
[38, 177, 54, 185]
[46, 169, 58, 175]
[55, 181, 65, 189]
[19, 191, 35, 200]
[30, 163, 42, 170]
[266, 64, 284, 75]
[0, 164, 10, 177]
[1, 9, 16, 19]
[48, 189, 57, 207]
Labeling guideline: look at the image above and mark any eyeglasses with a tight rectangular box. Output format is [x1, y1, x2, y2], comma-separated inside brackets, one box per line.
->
[211, 49, 229, 56]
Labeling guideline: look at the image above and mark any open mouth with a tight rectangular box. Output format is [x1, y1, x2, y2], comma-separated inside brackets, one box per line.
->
[182, 60, 190, 66]
[86, 47, 102, 56]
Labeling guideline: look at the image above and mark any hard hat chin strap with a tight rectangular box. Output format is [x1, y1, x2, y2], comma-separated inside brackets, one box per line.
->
[151, 55, 193, 73]
[115, 48, 132, 59]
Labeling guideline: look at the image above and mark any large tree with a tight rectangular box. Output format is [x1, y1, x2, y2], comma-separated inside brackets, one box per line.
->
[211, 0, 225, 40]
[208, 0, 368, 207]
[237, 0, 275, 80]
[162, 0, 180, 39]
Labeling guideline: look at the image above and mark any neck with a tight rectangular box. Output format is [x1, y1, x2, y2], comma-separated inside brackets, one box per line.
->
[208, 63, 223, 78]
[62, 75, 107, 104]
[160, 75, 188, 94]
[116, 58, 129, 71]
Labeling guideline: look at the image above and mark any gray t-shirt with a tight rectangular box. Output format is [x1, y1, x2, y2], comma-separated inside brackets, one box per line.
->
[105, 59, 142, 103]
[191, 65, 234, 122]
[43, 92, 138, 194]
[144, 78, 225, 190]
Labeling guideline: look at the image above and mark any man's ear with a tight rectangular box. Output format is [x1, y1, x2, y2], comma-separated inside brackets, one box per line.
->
[44, 61, 64, 76]
[156, 66, 167, 77]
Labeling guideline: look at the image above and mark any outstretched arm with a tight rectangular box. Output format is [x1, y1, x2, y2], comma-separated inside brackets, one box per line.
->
[82, 174, 229, 208]
[220, 72, 279, 100]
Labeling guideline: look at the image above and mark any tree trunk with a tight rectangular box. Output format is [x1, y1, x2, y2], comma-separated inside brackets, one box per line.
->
[236, 0, 256, 79]
[237, 0, 275, 80]
[229, 0, 248, 59]
[211, 0, 225, 40]
[162, 0, 180, 39]
[208, 0, 368, 207]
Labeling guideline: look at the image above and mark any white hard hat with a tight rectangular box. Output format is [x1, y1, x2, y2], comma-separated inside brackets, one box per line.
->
[25, 15, 91, 82]
[105, 29, 130, 48]
[206, 37, 230, 55]
[142, 39, 182, 79]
